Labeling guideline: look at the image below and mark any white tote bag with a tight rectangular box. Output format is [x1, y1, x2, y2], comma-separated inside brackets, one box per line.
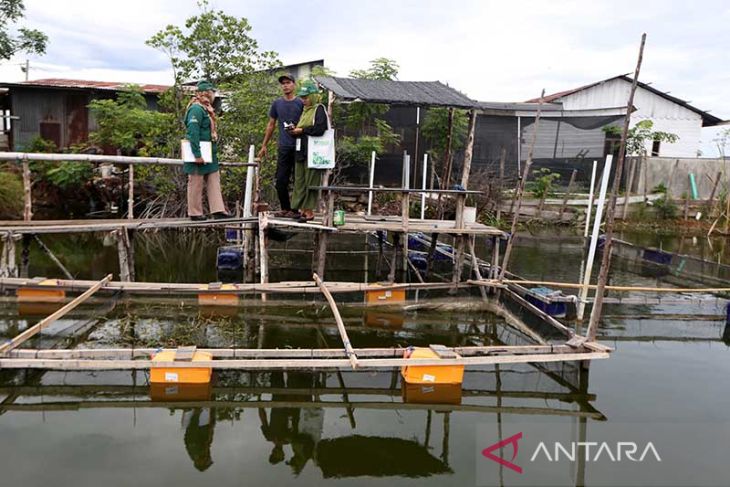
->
[307, 108, 335, 169]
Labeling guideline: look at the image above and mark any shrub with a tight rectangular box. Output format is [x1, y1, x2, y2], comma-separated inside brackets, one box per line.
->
[0, 171, 24, 219]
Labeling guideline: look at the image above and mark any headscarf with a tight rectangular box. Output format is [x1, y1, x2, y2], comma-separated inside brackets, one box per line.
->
[187, 90, 218, 141]
[296, 92, 323, 129]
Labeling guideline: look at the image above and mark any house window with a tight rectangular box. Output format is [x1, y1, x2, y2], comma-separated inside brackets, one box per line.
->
[651, 139, 661, 156]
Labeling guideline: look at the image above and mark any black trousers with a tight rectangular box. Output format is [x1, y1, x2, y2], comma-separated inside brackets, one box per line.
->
[275, 145, 296, 210]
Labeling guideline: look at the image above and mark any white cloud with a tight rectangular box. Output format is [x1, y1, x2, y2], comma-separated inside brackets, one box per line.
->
[3, 0, 728, 154]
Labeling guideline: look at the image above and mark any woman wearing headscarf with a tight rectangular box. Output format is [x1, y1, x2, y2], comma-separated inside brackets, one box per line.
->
[286, 80, 328, 223]
[184, 80, 230, 221]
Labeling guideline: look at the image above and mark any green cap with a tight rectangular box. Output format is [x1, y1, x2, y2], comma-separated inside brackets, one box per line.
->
[296, 80, 319, 97]
[196, 80, 216, 92]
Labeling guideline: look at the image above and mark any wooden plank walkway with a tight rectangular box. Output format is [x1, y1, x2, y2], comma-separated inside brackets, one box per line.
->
[268, 213, 505, 236]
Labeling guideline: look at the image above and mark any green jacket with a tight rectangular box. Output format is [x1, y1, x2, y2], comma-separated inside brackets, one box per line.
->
[184, 104, 219, 175]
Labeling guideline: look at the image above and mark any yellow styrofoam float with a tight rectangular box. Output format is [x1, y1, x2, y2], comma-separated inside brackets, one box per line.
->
[150, 349, 213, 385]
[402, 382, 463, 405]
[364, 311, 404, 329]
[400, 347, 464, 385]
[365, 284, 406, 305]
[197, 283, 239, 307]
[17, 279, 66, 303]
[150, 382, 212, 401]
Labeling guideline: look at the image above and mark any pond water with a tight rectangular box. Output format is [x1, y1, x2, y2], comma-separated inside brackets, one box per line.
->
[0, 228, 728, 487]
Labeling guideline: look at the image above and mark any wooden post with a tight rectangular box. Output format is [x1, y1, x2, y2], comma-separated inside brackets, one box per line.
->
[496, 147, 506, 222]
[586, 33, 647, 342]
[559, 169, 578, 221]
[498, 90, 546, 281]
[621, 158, 637, 220]
[490, 235, 500, 280]
[388, 233, 399, 283]
[314, 190, 334, 277]
[22, 159, 32, 221]
[451, 110, 477, 290]
[116, 228, 134, 282]
[127, 164, 134, 220]
[708, 171, 722, 217]
[468, 236, 487, 300]
[0, 233, 19, 278]
[313, 273, 358, 369]
[258, 212, 269, 285]
[0, 274, 112, 354]
[436, 108, 455, 218]
[460, 110, 477, 188]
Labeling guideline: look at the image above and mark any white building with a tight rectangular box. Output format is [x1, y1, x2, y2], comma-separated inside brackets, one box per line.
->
[529, 75, 723, 157]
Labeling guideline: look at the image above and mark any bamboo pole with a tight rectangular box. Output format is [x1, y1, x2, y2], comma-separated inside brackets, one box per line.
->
[586, 33, 647, 341]
[559, 169, 578, 220]
[127, 164, 134, 220]
[0, 152, 254, 167]
[22, 159, 32, 221]
[258, 212, 269, 301]
[313, 273, 359, 369]
[0, 274, 111, 353]
[621, 158, 637, 220]
[498, 90, 546, 281]
[496, 147, 506, 222]
[468, 237, 487, 300]
[33, 235, 73, 280]
[584, 161, 598, 238]
[708, 171, 722, 216]
[436, 108, 455, 219]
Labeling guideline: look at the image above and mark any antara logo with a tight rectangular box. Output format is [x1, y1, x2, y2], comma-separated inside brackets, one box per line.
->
[482, 432, 662, 474]
[530, 441, 662, 463]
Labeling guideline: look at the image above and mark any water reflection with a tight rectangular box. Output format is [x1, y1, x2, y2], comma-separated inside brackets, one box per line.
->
[0, 363, 601, 481]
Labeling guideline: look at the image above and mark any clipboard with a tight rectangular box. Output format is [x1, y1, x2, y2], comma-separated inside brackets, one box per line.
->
[181, 140, 213, 163]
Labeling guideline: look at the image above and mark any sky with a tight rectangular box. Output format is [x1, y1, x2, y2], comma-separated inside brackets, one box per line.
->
[1, 0, 729, 154]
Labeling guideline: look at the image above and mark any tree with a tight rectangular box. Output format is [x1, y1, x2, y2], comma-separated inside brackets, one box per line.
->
[88, 86, 175, 157]
[604, 119, 679, 157]
[349, 57, 400, 80]
[333, 58, 401, 179]
[146, 0, 279, 85]
[0, 0, 47, 61]
[421, 108, 469, 161]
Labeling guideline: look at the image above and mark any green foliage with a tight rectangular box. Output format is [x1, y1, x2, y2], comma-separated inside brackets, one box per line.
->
[653, 195, 677, 219]
[0, 170, 23, 218]
[145, 0, 279, 85]
[23, 135, 57, 153]
[88, 85, 176, 156]
[44, 162, 93, 189]
[528, 168, 561, 199]
[604, 120, 679, 157]
[349, 57, 400, 80]
[421, 108, 469, 162]
[652, 183, 667, 194]
[335, 58, 401, 171]
[0, 0, 48, 61]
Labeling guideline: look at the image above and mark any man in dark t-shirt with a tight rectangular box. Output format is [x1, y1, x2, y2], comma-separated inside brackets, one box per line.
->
[259, 73, 304, 217]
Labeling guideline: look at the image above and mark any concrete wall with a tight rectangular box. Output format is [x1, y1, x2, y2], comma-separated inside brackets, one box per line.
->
[640, 156, 729, 199]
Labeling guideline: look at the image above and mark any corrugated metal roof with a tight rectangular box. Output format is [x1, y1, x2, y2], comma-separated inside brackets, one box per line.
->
[528, 75, 723, 127]
[315, 76, 477, 108]
[477, 101, 565, 112]
[6, 78, 170, 94]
